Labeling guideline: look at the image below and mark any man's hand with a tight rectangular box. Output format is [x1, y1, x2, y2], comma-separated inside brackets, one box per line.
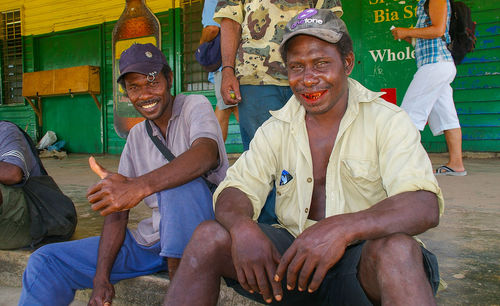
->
[88, 278, 115, 306]
[274, 218, 350, 294]
[221, 69, 242, 106]
[230, 220, 283, 303]
[87, 156, 145, 216]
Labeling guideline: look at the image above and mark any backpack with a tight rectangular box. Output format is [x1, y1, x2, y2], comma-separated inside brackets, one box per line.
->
[424, 0, 476, 65]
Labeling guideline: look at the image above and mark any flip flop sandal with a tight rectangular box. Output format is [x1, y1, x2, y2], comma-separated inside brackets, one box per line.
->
[435, 165, 467, 176]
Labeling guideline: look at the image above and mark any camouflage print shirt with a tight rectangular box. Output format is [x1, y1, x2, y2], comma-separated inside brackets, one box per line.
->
[214, 0, 343, 86]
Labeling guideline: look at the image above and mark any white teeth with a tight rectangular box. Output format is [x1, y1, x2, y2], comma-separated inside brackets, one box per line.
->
[142, 101, 157, 109]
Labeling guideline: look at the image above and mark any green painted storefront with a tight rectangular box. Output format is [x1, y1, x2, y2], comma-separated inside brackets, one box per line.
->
[0, 0, 498, 154]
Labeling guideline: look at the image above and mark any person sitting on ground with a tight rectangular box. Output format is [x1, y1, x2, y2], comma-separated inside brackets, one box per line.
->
[19, 43, 228, 306]
[165, 9, 444, 306]
[0, 121, 44, 249]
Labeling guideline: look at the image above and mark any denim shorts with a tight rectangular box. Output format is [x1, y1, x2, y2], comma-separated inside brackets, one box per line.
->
[225, 224, 440, 305]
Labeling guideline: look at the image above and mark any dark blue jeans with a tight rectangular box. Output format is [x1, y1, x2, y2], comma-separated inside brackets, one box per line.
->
[238, 85, 293, 151]
[239, 85, 293, 224]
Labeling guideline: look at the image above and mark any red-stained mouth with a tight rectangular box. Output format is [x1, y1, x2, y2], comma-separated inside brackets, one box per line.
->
[301, 90, 327, 101]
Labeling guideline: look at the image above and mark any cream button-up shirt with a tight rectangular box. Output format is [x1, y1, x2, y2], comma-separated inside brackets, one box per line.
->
[214, 78, 444, 238]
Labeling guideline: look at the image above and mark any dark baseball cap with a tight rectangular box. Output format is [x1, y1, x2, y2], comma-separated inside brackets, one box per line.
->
[279, 8, 349, 60]
[117, 43, 168, 82]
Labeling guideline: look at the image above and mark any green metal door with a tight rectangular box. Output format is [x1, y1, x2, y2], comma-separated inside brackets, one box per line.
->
[35, 26, 103, 153]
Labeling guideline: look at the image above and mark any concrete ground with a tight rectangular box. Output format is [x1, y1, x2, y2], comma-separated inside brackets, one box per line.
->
[1, 153, 499, 305]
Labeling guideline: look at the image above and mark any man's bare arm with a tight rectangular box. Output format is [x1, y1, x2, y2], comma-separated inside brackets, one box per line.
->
[220, 18, 242, 105]
[199, 25, 219, 44]
[392, 0, 447, 40]
[215, 187, 283, 303]
[88, 210, 129, 306]
[87, 137, 219, 216]
[0, 161, 23, 185]
[215, 187, 254, 231]
[276, 190, 440, 293]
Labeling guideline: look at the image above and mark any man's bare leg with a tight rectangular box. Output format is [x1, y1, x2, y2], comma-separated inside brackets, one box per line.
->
[358, 233, 436, 306]
[167, 258, 181, 280]
[443, 128, 465, 172]
[214, 106, 239, 141]
[164, 220, 237, 306]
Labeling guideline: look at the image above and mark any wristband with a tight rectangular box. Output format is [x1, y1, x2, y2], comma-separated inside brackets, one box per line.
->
[221, 65, 235, 72]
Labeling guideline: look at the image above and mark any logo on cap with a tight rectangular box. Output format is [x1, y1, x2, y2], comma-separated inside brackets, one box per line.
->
[291, 8, 323, 29]
[145, 51, 153, 58]
[298, 8, 317, 19]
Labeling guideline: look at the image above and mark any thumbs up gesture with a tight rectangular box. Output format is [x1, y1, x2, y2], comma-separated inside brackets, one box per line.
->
[89, 156, 110, 179]
[86, 156, 146, 216]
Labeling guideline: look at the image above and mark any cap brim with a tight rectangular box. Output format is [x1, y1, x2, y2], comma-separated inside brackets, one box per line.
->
[117, 62, 164, 83]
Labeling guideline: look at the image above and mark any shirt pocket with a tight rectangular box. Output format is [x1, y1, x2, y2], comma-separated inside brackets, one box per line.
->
[275, 174, 297, 199]
[275, 173, 299, 229]
[340, 159, 386, 206]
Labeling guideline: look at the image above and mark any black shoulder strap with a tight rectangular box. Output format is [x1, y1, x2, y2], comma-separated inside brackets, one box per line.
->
[145, 119, 176, 162]
[144, 119, 218, 193]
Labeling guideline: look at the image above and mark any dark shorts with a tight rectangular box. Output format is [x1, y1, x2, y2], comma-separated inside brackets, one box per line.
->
[225, 224, 440, 305]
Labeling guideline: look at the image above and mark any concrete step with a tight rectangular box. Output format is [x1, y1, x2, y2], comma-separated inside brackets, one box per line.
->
[0, 249, 262, 305]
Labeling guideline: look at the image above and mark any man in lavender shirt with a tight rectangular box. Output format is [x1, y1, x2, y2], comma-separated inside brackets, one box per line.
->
[20, 43, 229, 306]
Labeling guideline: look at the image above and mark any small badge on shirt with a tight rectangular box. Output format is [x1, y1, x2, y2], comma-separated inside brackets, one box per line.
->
[280, 170, 293, 186]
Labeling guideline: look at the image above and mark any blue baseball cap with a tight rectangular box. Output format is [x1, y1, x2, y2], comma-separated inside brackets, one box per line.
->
[117, 43, 168, 82]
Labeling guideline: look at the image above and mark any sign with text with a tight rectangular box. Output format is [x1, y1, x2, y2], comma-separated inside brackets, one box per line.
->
[350, 0, 420, 106]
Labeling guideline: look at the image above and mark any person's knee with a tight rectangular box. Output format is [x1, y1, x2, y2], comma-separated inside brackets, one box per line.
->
[23, 244, 58, 284]
[27, 244, 55, 265]
[364, 233, 422, 270]
[185, 221, 231, 264]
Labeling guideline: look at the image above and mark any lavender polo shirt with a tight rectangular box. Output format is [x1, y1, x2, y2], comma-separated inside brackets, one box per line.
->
[0, 121, 43, 185]
[118, 94, 229, 246]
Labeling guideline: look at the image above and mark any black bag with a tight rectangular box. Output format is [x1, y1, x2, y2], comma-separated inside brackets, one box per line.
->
[1, 121, 77, 247]
[425, 0, 476, 65]
[144, 120, 218, 193]
[22, 175, 77, 246]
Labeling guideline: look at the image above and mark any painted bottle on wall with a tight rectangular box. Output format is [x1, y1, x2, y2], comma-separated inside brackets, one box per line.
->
[112, 0, 161, 138]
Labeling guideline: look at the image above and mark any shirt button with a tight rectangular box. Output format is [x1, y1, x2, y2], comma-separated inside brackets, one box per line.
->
[277, 191, 281, 196]
[307, 177, 312, 183]
[305, 208, 309, 213]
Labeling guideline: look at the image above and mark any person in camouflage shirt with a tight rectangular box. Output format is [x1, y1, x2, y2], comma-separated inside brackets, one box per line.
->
[214, 0, 343, 150]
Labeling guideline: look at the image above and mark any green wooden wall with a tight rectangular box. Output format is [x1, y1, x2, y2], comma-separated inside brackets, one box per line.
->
[439, 0, 500, 152]
[343, 0, 500, 153]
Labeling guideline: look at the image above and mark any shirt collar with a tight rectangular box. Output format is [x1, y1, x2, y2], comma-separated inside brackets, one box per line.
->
[149, 94, 184, 138]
